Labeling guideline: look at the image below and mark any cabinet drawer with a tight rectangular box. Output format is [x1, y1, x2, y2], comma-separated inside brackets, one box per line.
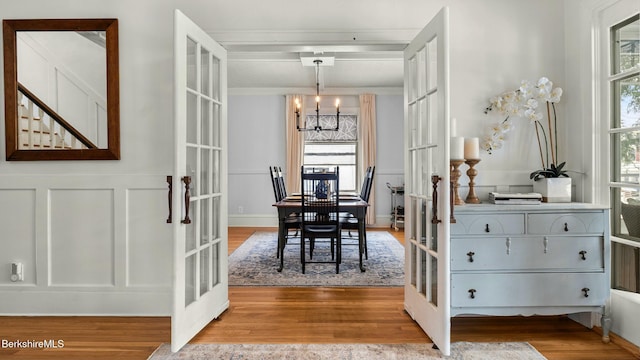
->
[450, 236, 604, 271]
[451, 214, 524, 235]
[527, 212, 604, 234]
[451, 273, 607, 307]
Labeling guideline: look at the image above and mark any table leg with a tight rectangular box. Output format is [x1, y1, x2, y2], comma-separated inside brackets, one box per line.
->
[277, 217, 285, 272]
[358, 216, 366, 272]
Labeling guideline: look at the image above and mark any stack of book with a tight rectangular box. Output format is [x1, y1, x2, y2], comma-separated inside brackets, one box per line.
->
[488, 192, 542, 205]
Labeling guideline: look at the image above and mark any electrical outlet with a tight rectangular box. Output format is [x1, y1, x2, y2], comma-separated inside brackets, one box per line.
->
[10, 262, 23, 282]
[238, 206, 244, 214]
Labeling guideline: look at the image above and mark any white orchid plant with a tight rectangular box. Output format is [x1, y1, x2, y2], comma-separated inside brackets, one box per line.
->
[483, 77, 567, 180]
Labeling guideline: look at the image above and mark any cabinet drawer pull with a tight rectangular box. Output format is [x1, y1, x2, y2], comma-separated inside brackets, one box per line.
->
[582, 287, 590, 298]
[579, 250, 587, 260]
[468, 289, 476, 299]
[467, 251, 475, 262]
[543, 237, 549, 253]
[485, 224, 490, 233]
[564, 222, 569, 232]
[506, 237, 511, 255]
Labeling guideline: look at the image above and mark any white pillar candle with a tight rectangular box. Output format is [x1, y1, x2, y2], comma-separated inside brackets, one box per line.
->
[450, 117, 457, 137]
[464, 137, 480, 159]
[450, 136, 465, 160]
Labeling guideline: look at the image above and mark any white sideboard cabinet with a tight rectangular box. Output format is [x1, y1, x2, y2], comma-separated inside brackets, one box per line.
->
[450, 203, 611, 341]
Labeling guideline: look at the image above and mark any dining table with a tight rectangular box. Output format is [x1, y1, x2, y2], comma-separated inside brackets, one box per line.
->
[273, 194, 369, 272]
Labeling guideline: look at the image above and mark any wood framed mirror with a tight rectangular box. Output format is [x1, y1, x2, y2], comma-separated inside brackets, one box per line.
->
[3, 18, 120, 160]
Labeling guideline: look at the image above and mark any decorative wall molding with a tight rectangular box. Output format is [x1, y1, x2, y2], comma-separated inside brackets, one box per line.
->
[0, 174, 172, 315]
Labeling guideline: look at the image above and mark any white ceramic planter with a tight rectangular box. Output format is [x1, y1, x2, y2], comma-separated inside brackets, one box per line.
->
[533, 177, 571, 203]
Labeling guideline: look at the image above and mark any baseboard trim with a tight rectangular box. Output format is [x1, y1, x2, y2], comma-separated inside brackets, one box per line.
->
[0, 290, 171, 316]
[592, 327, 640, 358]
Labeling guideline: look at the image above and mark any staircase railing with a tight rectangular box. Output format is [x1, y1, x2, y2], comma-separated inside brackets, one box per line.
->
[17, 82, 98, 150]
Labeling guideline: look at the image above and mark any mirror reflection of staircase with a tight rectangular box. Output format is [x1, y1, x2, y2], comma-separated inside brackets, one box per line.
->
[17, 86, 96, 150]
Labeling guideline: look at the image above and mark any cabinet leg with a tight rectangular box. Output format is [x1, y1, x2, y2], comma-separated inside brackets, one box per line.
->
[601, 309, 612, 344]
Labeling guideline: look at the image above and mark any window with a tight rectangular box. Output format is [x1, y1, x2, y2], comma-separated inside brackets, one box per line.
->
[303, 114, 357, 191]
[609, 14, 640, 294]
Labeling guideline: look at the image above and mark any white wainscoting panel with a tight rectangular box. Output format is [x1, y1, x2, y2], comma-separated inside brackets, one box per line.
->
[0, 175, 172, 315]
[127, 188, 172, 287]
[49, 189, 115, 286]
[0, 189, 36, 286]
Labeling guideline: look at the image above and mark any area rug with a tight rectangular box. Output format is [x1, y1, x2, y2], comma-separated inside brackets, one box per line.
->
[228, 231, 404, 286]
[148, 342, 547, 360]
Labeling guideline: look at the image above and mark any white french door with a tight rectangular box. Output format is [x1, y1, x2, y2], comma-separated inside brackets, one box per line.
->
[171, 9, 228, 353]
[403, 7, 451, 356]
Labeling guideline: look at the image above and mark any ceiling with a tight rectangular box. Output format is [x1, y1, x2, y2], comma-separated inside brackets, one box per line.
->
[225, 47, 405, 93]
[173, 0, 436, 93]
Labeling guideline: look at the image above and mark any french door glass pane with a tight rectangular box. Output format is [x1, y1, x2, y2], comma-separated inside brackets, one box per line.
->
[200, 198, 209, 245]
[417, 48, 426, 95]
[410, 197, 417, 240]
[427, 38, 438, 90]
[420, 249, 427, 296]
[187, 92, 198, 144]
[212, 196, 220, 240]
[201, 149, 210, 194]
[185, 253, 196, 306]
[187, 146, 198, 196]
[212, 57, 220, 101]
[199, 247, 210, 296]
[410, 243, 417, 287]
[186, 201, 198, 252]
[428, 93, 438, 142]
[420, 199, 427, 246]
[201, 48, 210, 97]
[409, 102, 418, 147]
[186, 37, 197, 91]
[430, 255, 438, 306]
[408, 56, 417, 100]
[419, 98, 428, 146]
[212, 151, 220, 193]
[201, 99, 211, 146]
[212, 103, 220, 147]
[430, 216, 438, 252]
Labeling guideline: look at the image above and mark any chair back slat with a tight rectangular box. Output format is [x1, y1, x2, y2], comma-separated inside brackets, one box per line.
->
[276, 166, 288, 200]
[270, 166, 284, 202]
[359, 166, 375, 203]
[301, 167, 340, 226]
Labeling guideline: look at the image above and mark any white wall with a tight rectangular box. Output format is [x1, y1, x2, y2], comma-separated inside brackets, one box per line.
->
[0, 0, 177, 315]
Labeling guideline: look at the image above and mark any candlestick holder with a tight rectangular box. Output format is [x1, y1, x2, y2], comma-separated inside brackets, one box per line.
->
[465, 159, 481, 204]
[450, 159, 465, 205]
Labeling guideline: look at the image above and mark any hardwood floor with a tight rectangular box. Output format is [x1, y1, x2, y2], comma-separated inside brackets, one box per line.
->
[0, 227, 637, 360]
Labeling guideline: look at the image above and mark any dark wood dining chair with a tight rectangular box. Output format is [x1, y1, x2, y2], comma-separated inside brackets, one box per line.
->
[300, 166, 341, 274]
[341, 166, 375, 262]
[270, 166, 300, 258]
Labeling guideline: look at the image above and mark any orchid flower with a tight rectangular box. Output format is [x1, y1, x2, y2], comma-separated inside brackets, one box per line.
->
[483, 77, 564, 173]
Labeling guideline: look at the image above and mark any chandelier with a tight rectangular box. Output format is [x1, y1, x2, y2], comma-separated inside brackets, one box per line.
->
[295, 59, 340, 132]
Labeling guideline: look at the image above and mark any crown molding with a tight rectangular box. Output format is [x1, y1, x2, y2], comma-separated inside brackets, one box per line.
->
[228, 87, 403, 96]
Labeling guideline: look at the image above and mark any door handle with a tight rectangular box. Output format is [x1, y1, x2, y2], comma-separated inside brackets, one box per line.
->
[166, 176, 173, 223]
[181, 176, 192, 224]
[431, 175, 442, 224]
